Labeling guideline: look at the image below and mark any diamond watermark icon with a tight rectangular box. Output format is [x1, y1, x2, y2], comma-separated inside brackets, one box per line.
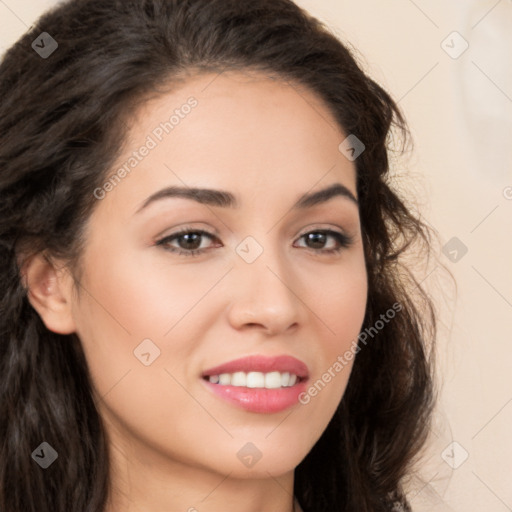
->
[442, 236, 468, 263]
[134, 338, 161, 366]
[237, 442, 263, 468]
[441, 31, 469, 59]
[441, 441, 469, 469]
[31, 32, 58, 59]
[235, 236, 263, 264]
[338, 134, 365, 161]
[31, 441, 58, 469]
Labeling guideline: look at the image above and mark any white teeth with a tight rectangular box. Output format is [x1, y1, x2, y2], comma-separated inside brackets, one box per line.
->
[218, 373, 231, 385]
[207, 371, 299, 388]
[246, 371, 265, 388]
[265, 371, 282, 389]
[231, 371, 246, 386]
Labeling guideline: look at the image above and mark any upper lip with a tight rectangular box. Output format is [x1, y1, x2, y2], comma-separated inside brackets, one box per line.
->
[201, 355, 309, 379]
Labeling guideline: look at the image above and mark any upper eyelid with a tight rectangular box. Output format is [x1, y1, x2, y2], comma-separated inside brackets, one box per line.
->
[158, 226, 348, 239]
[157, 227, 351, 248]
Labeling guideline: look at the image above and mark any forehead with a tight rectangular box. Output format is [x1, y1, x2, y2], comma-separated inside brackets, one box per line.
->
[96, 70, 357, 217]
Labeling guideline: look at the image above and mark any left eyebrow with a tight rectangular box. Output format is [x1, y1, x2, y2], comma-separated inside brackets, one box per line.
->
[134, 182, 358, 214]
[294, 183, 358, 208]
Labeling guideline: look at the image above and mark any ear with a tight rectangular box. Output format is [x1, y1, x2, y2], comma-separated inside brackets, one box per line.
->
[20, 252, 77, 334]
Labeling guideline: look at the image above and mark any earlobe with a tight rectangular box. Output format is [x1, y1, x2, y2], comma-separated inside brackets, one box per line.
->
[21, 252, 77, 335]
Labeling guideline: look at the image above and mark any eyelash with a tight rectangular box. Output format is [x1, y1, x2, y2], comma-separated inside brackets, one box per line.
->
[155, 227, 354, 257]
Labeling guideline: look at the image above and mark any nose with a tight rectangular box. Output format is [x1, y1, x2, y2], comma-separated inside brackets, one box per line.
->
[226, 244, 305, 336]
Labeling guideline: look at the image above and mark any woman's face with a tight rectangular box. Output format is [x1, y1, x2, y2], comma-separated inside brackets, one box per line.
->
[64, 71, 367, 481]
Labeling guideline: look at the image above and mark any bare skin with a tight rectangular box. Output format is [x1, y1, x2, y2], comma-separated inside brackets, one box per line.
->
[24, 70, 368, 512]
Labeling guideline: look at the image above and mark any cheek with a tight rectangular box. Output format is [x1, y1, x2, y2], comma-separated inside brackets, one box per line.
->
[71, 239, 234, 397]
[77, 239, 223, 335]
[296, 251, 367, 415]
[304, 250, 368, 352]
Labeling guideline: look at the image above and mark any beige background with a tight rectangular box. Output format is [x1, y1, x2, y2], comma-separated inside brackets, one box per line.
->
[1, 1, 511, 510]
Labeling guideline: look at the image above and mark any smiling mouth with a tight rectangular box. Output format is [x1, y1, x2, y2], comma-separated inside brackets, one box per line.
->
[201, 371, 309, 414]
[203, 371, 305, 389]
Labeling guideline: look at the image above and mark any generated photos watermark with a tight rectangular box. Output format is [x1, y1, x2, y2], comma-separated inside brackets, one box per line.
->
[93, 96, 198, 200]
[298, 301, 402, 405]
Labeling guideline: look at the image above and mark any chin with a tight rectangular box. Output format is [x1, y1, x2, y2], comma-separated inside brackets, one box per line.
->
[222, 458, 299, 479]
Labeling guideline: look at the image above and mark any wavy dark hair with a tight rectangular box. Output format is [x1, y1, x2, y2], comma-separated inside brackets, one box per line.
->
[0, 0, 438, 510]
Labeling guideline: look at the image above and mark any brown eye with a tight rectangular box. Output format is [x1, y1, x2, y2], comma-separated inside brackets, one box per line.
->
[174, 232, 204, 250]
[156, 229, 220, 256]
[295, 230, 353, 253]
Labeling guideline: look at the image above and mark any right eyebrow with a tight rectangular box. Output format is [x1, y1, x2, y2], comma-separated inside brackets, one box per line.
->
[134, 182, 358, 215]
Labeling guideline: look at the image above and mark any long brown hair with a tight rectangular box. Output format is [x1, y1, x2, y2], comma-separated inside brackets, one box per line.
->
[0, 1, 437, 510]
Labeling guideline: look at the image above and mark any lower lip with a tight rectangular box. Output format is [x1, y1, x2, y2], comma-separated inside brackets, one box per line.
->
[201, 378, 308, 413]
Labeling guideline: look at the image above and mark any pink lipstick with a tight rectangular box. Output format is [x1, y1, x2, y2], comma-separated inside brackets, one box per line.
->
[201, 355, 309, 413]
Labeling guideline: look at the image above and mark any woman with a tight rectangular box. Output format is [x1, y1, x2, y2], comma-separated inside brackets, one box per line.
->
[0, 0, 437, 510]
